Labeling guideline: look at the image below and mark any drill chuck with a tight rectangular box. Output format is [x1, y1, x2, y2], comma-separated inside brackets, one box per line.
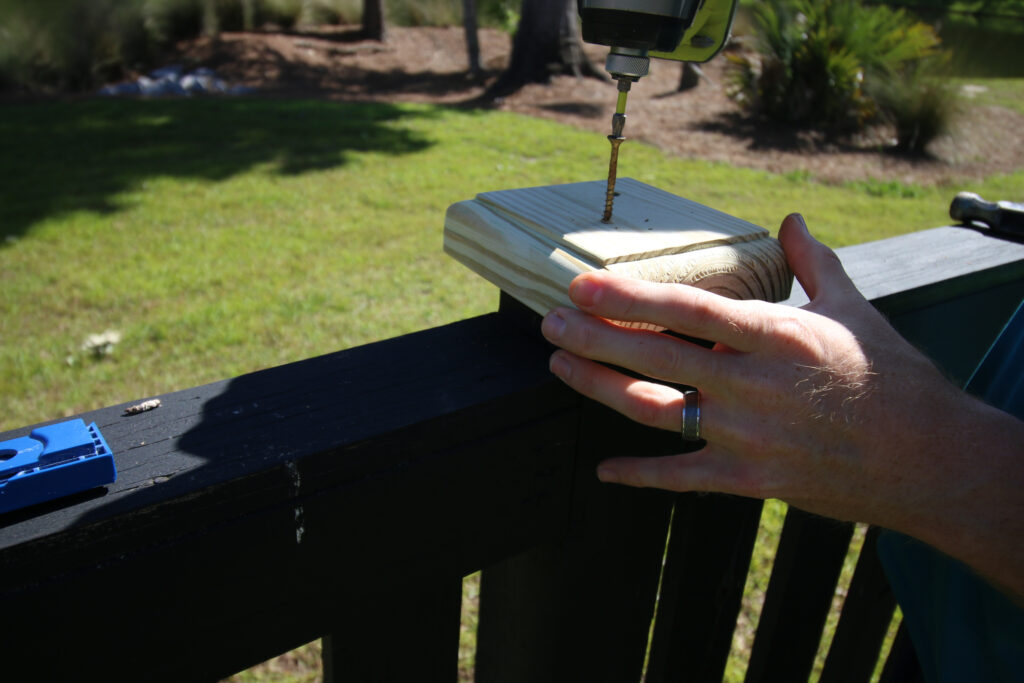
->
[605, 51, 650, 81]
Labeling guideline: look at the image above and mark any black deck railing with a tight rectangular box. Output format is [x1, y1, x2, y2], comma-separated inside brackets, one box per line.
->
[2, 225, 1022, 682]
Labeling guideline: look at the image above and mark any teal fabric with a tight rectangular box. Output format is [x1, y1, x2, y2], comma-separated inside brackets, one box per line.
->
[877, 532, 1024, 681]
[877, 300, 1024, 681]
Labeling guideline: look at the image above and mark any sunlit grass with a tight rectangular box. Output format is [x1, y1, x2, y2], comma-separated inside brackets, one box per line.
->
[4, 97, 1022, 429]
[955, 76, 1024, 115]
[0, 99, 999, 428]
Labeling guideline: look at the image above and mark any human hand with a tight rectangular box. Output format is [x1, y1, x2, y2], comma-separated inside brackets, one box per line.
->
[540, 213, 977, 528]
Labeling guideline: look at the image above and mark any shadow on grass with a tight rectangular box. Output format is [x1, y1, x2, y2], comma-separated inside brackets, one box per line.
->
[694, 110, 910, 157]
[0, 97, 438, 242]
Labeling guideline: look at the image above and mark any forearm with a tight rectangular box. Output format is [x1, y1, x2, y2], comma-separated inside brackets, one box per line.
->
[884, 396, 1024, 601]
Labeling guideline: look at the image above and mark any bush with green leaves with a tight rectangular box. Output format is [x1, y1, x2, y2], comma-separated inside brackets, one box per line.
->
[873, 61, 960, 154]
[0, 0, 522, 93]
[731, 0, 956, 152]
[0, 0, 153, 91]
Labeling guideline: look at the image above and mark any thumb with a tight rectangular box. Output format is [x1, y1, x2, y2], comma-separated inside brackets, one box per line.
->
[778, 213, 856, 302]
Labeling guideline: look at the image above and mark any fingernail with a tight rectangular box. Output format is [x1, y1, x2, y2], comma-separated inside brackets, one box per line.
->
[570, 276, 602, 308]
[597, 463, 618, 483]
[542, 310, 567, 341]
[792, 212, 808, 231]
[549, 352, 571, 380]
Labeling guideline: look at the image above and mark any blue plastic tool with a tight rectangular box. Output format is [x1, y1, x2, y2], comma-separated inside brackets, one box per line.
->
[0, 419, 116, 514]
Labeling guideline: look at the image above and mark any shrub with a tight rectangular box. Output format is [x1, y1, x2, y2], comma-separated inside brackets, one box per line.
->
[731, 0, 949, 143]
[0, 0, 155, 92]
[871, 61, 959, 154]
[0, 0, 527, 94]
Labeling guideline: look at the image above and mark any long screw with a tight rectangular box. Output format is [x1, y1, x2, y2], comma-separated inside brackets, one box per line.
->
[602, 127, 624, 223]
[601, 81, 631, 223]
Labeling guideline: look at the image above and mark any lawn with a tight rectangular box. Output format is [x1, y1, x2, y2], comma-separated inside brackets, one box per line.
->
[1, 96, 1021, 681]
[4, 97, 1021, 432]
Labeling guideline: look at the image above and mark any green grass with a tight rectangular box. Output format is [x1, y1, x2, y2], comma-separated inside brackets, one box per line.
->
[4, 97, 1019, 431]
[2, 98, 1022, 681]
[954, 76, 1024, 115]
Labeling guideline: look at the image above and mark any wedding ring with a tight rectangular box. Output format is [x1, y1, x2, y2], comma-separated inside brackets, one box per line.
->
[681, 389, 701, 442]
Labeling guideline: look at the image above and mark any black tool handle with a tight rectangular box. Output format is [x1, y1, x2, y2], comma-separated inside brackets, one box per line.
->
[950, 192, 1024, 232]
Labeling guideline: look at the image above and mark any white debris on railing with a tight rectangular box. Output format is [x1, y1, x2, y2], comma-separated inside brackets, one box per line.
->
[124, 399, 162, 416]
[98, 65, 256, 97]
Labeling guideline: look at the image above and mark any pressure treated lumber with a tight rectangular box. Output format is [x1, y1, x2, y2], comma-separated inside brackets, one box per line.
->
[444, 178, 794, 317]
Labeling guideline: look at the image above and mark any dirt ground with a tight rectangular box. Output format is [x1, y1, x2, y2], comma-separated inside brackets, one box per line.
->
[172, 25, 1024, 186]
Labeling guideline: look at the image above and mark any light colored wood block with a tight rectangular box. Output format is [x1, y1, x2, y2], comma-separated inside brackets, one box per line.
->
[444, 178, 793, 320]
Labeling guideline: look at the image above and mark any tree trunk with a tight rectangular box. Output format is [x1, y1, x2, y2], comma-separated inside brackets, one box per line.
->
[362, 0, 386, 41]
[463, 0, 482, 77]
[202, 0, 218, 36]
[241, 0, 255, 31]
[484, 0, 604, 100]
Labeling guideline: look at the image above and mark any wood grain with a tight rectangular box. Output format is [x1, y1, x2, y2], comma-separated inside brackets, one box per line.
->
[445, 178, 793, 317]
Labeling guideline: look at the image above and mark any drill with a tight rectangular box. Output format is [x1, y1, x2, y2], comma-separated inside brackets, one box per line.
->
[577, 0, 739, 221]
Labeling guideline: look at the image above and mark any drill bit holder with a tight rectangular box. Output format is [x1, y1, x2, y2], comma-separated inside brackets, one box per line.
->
[444, 178, 793, 320]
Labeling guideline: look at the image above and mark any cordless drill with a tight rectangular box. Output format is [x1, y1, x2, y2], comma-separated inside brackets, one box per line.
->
[577, 0, 739, 221]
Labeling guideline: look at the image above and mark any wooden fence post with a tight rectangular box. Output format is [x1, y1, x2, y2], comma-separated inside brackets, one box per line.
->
[474, 296, 683, 682]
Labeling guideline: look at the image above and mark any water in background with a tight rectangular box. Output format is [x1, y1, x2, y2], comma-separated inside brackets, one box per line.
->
[731, 3, 1024, 79]
[927, 10, 1024, 78]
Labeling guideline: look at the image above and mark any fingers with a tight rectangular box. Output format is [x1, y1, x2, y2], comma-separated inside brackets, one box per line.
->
[549, 350, 684, 432]
[778, 213, 856, 302]
[596, 448, 763, 498]
[543, 307, 725, 387]
[567, 271, 772, 353]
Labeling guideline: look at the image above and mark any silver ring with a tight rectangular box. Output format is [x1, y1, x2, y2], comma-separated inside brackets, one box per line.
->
[681, 389, 701, 442]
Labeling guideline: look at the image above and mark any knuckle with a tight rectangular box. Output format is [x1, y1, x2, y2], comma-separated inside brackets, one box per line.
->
[642, 339, 684, 378]
[572, 317, 598, 354]
[767, 314, 822, 359]
[568, 361, 595, 395]
[686, 292, 718, 333]
[629, 385, 671, 427]
[818, 245, 846, 273]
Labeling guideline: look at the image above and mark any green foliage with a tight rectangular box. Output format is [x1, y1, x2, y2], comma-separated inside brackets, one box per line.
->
[731, 0, 954, 150]
[844, 178, 928, 198]
[872, 64, 960, 154]
[386, 0, 461, 27]
[0, 0, 152, 91]
[885, 0, 1024, 15]
[0, 0, 529, 93]
[377, 0, 521, 29]
[477, 0, 520, 33]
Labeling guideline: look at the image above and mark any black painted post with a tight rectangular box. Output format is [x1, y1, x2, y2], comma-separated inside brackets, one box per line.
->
[819, 526, 898, 683]
[646, 493, 764, 682]
[474, 296, 678, 682]
[322, 576, 463, 682]
[745, 507, 855, 682]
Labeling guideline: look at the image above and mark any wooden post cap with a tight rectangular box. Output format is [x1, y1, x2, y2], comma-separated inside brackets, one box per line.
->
[444, 178, 793, 319]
